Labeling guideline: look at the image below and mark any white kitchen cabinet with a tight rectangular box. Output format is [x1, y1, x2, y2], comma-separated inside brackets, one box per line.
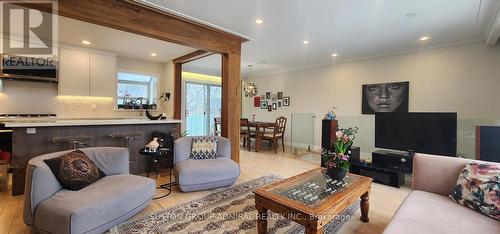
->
[90, 53, 116, 97]
[58, 47, 90, 96]
[58, 46, 116, 97]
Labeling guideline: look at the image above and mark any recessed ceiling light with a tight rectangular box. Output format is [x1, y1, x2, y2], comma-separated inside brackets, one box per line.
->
[150, 53, 157, 57]
[81, 40, 91, 45]
[332, 53, 338, 57]
[420, 36, 430, 41]
[255, 19, 263, 24]
[303, 40, 309, 45]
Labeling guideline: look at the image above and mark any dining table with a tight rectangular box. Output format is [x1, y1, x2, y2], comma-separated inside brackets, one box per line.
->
[246, 121, 276, 152]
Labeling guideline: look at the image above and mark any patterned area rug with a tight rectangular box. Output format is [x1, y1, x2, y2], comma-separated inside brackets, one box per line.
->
[109, 175, 359, 234]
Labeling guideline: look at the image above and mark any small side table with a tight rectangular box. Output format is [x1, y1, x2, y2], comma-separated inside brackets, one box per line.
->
[139, 148, 176, 199]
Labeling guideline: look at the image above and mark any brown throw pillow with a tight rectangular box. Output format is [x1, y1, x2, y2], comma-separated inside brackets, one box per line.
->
[44, 150, 105, 191]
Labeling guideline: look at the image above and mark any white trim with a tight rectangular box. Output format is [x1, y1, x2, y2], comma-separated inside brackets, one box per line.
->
[132, 0, 254, 41]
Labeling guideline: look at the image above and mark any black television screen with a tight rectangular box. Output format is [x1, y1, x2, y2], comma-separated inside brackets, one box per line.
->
[375, 112, 457, 156]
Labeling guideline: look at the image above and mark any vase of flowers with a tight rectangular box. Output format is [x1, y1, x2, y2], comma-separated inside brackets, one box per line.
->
[322, 127, 358, 180]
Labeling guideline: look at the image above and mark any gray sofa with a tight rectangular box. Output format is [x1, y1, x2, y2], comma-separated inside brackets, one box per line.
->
[174, 136, 240, 192]
[23, 147, 156, 234]
[384, 153, 500, 234]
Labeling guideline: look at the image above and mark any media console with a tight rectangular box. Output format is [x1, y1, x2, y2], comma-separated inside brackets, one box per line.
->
[349, 150, 412, 188]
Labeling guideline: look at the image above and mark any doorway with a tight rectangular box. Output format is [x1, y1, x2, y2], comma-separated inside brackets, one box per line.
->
[185, 82, 222, 136]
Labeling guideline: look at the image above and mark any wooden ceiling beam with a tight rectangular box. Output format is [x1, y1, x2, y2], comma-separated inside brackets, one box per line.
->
[172, 50, 215, 64]
[20, 0, 245, 53]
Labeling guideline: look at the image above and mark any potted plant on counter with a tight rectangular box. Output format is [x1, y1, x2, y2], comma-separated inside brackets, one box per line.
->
[322, 127, 358, 180]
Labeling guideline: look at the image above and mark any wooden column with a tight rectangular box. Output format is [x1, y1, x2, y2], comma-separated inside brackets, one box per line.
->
[222, 52, 241, 163]
[173, 63, 182, 119]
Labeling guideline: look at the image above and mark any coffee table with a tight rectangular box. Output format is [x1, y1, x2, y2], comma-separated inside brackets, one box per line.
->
[253, 168, 372, 234]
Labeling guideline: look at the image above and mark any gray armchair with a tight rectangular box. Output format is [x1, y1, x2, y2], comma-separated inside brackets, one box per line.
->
[23, 147, 155, 234]
[174, 136, 240, 192]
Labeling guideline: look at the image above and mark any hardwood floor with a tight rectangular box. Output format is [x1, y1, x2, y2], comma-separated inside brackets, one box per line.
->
[0, 149, 410, 234]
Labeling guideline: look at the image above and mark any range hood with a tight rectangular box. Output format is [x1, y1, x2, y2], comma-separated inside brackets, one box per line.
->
[1, 54, 58, 83]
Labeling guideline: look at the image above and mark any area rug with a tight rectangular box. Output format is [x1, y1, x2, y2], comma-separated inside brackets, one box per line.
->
[109, 175, 359, 234]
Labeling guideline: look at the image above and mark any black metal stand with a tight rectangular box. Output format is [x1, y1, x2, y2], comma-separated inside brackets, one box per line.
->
[139, 148, 176, 199]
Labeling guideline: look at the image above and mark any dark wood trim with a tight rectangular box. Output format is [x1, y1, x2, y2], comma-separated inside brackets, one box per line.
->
[21, 0, 244, 53]
[173, 63, 182, 120]
[172, 50, 214, 64]
[476, 126, 480, 160]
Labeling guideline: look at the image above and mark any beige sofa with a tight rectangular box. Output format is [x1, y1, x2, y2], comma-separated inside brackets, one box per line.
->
[384, 153, 500, 234]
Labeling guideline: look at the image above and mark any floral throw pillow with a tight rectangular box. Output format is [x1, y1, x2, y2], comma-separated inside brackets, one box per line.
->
[190, 137, 219, 160]
[449, 162, 500, 220]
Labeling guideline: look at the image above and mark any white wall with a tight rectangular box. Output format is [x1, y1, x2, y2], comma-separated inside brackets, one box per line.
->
[0, 56, 174, 118]
[242, 42, 500, 158]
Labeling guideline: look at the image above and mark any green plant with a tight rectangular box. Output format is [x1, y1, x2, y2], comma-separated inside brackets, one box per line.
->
[321, 126, 359, 170]
[334, 127, 358, 155]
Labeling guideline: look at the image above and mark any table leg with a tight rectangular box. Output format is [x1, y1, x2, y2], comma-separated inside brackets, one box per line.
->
[256, 205, 268, 234]
[305, 226, 323, 234]
[255, 125, 261, 152]
[145, 156, 150, 178]
[360, 191, 369, 222]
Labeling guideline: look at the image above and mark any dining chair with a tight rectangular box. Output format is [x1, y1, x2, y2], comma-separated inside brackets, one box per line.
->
[260, 116, 287, 153]
[214, 117, 222, 136]
[240, 118, 252, 150]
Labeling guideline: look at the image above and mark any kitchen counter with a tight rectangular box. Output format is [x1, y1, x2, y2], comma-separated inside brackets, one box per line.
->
[7, 117, 182, 196]
[1, 118, 182, 127]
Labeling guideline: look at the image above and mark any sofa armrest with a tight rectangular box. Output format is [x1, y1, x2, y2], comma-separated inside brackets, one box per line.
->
[217, 137, 231, 159]
[412, 153, 472, 196]
[80, 147, 129, 175]
[174, 137, 192, 165]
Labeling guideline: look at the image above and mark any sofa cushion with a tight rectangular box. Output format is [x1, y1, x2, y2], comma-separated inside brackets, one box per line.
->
[190, 136, 219, 160]
[449, 162, 500, 220]
[34, 174, 155, 234]
[44, 150, 105, 191]
[175, 157, 240, 186]
[384, 190, 500, 234]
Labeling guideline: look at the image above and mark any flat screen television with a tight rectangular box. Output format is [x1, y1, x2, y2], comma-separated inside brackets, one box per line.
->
[375, 112, 457, 156]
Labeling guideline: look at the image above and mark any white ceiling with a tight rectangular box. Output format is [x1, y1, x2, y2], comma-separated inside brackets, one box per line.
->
[142, 0, 500, 77]
[57, 16, 195, 63]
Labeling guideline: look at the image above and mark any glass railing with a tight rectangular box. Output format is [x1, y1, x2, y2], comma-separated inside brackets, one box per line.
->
[290, 113, 316, 155]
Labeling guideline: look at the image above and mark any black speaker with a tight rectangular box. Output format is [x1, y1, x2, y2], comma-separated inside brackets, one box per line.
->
[372, 150, 413, 173]
[477, 126, 500, 163]
[321, 120, 338, 150]
[348, 146, 361, 163]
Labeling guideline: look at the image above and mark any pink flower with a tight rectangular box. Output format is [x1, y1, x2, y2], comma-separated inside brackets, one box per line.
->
[336, 131, 343, 138]
[342, 155, 349, 161]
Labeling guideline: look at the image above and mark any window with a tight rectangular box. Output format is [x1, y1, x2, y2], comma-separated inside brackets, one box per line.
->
[117, 72, 157, 109]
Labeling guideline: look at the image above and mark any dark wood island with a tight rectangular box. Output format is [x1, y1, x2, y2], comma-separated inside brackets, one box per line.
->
[2, 119, 181, 196]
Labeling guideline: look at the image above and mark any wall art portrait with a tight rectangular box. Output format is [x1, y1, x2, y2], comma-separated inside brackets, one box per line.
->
[277, 92, 283, 99]
[272, 103, 277, 110]
[265, 92, 271, 99]
[362, 81, 409, 114]
[254, 96, 261, 107]
[267, 105, 272, 112]
[283, 97, 290, 106]
[271, 94, 277, 101]
[260, 101, 268, 109]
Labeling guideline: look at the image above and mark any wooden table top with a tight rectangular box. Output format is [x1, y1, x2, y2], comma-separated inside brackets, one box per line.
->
[253, 168, 372, 217]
